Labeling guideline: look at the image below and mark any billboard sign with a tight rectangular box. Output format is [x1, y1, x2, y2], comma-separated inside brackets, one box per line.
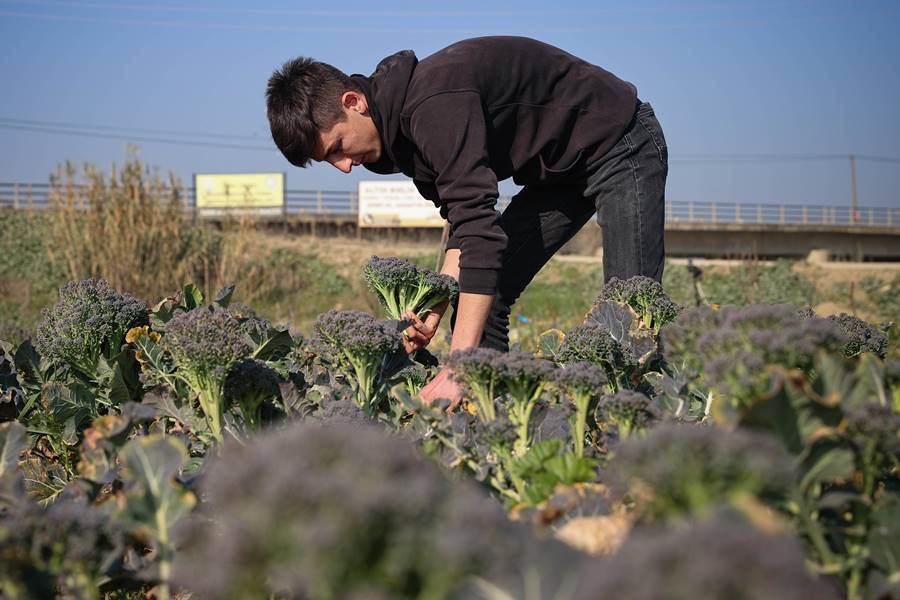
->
[194, 172, 285, 216]
[357, 180, 444, 228]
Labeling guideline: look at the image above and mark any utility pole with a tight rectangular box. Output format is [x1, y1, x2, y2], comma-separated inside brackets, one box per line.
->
[849, 154, 858, 223]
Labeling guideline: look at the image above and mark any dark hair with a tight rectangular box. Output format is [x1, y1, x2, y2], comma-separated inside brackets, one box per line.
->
[265, 57, 360, 167]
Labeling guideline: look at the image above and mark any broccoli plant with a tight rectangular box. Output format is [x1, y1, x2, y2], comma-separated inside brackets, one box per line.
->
[557, 321, 636, 392]
[738, 352, 900, 599]
[363, 255, 459, 320]
[447, 347, 504, 421]
[160, 306, 252, 442]
[554, 363, 607, 457]
[595, 275, 681, 333]
[610, 423, 793, 525]
[224, 358, 282, 429]
[175, 421, 531, 600]
[312, 310, 405, 416]
[493, 352, 557, 456]
[35, 279, 148, 379]
[598, 390, 659, 439]
[661, 304, 846, 414]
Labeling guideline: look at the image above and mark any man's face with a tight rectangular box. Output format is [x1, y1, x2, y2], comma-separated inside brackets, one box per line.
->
[315, 91, 382, 173]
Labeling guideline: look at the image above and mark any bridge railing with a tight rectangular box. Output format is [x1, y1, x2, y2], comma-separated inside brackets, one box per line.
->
[1, 182, 897, 227]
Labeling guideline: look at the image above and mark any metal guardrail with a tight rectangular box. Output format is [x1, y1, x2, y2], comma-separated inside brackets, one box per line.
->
[1, 181, 897, 227]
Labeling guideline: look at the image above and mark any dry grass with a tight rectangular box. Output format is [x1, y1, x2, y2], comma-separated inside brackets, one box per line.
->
[44, 153, 223, 302]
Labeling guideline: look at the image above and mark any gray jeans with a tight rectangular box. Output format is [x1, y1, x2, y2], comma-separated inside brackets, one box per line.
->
[461, 101, 668, 351]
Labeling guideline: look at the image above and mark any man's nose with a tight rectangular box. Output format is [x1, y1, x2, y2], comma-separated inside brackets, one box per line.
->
[332, 157, 352, 173]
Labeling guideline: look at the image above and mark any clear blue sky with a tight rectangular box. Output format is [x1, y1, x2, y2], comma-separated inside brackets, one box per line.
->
[1, 0, 899, 207]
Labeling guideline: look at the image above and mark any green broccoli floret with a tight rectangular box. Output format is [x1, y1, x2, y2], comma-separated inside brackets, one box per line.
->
[596, 276, 681, 333]
[554, 363, 608, 457]
[363, 256, 459, 320]
[162, 306, 252, 441]
[557, 321, 635, 391]
[447, 347, 504, 421]
[493, 352, 557, 455]
[599, 390, 659, 439]
[35, 279, 148, 377]
[224, 358, 282, 428]
[313, 310, 403, 415]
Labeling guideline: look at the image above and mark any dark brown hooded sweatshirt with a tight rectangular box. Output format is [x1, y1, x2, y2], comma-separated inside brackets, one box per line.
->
[355, 36, 637, 295]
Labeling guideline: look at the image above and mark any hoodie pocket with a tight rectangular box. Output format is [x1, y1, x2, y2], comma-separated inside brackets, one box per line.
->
[538, 150, 584, 181]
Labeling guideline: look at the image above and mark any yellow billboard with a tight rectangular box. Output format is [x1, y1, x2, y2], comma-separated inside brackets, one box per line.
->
[194, 172, 285, 215]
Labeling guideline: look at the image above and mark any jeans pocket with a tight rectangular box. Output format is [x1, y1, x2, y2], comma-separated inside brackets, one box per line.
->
[636, 104, 667, 167]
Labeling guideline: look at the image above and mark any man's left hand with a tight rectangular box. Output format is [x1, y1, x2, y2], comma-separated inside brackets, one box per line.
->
[419, 367, 463, 411]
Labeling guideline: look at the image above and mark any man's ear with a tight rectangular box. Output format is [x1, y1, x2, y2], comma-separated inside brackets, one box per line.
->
[340, 91, 368, 114]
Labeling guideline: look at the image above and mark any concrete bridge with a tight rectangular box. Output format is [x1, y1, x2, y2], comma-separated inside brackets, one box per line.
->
[2, 182, 898, 261]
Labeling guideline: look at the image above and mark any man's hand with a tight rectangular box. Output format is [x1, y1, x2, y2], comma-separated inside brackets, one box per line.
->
[419, 367, 464, 411]
[401, 301, 448, 354]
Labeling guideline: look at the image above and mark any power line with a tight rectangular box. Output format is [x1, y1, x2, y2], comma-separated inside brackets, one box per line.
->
[2, 120, 898, 165]
[0, 117, 265, 141]
[0, 123, 275, 151]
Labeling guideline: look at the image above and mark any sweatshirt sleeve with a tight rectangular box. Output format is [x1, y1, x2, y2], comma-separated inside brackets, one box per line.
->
[408, 92, 506, 295]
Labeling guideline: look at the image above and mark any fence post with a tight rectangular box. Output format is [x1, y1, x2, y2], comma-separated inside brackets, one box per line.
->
[756, 204, 762, 223]
[710, 202, 717, 224]
[13, 183, 19, 209]
[779, 205, 785, 224]
[688, 201, 694, 221]
[802, 206, 807, 224]
[868, 207, 874, 226]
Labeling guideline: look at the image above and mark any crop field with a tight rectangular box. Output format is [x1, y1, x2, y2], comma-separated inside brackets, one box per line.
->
[1, 252, 898, 599]
[1, 160, 899, 599]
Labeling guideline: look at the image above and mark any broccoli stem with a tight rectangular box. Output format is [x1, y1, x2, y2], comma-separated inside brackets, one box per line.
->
[192, 375, 225, 443]
[508, 383, 544, 456]
[570, 390, 592, 458]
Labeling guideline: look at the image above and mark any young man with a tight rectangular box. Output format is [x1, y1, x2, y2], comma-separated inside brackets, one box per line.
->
[267, 36, 667, 405]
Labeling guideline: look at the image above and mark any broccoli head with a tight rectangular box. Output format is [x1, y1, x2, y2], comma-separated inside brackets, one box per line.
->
[596, 275, 681, 332]
[825, 313, 888, 359]
[447, 347, 504, 421]
[313, 310, 403, 414]
[598, 389, 659, 439]
[394, 363, 429, 397]
[224, 358, 282, 428]
[558, 321, 635, 391]
[175, 420, 528, 600]
[363, 256, 459, 320]
[609, 423, 793, 524]
[162, 306, 252, 441]
[35, 279, 148, 376]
